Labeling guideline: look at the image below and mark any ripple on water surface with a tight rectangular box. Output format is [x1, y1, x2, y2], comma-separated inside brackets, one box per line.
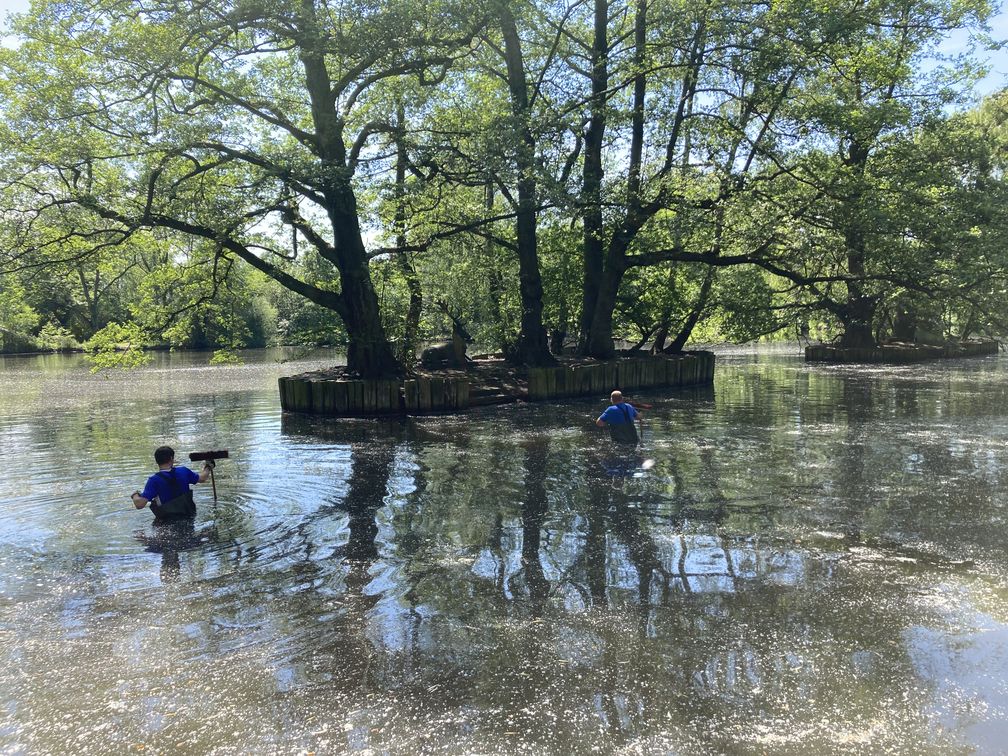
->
[1, 347, 1008, 753]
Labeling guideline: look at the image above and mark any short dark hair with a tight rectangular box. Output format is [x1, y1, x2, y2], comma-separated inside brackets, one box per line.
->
[154, 446, 175, 465]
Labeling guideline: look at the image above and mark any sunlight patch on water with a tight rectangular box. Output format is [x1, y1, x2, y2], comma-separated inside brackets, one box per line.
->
[1, 349, 1007, 752]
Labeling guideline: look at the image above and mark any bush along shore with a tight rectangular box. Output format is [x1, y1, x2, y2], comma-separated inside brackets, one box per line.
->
[278, 352, 715, 417]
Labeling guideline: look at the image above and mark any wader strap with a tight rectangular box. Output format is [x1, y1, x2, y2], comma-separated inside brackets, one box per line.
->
[609, 404, 639, 445]
[151, 469, 196, 520]
[158, 469, 184, 499]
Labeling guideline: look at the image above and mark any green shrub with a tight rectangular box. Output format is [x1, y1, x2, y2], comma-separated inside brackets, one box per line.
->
[209, 348, 243, 365]
[36, 321, 80, 352]
[84, 322, 152, 372]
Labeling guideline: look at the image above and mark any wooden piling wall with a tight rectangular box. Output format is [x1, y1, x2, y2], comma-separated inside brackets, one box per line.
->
[403, 376, 469, 413]
[527, 352, 715, 401]
[805, 340, 999, 364]
[279, 375, 469, 416]
[280, 351, 715, 417]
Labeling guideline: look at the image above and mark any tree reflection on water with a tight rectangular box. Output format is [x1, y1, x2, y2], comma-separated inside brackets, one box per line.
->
[2, 352, 1006, 753]
[271, 410, 892, 752]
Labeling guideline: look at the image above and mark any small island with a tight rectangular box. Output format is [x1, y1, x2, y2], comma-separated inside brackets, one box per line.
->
[278, 352, 716, 416]
[805, 340, 1000, 364]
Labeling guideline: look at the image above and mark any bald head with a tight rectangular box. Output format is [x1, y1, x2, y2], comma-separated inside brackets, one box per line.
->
[610, 390, 623, 404]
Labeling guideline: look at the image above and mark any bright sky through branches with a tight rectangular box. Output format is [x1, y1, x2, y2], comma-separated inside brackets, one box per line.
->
[0, 0, 1005, 93]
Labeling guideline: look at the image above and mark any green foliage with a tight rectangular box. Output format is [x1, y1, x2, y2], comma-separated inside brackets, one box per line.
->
[84, 322, 152, 372]
[35, 320, 80, 352]
[273, 271, 347, 347]
[614, 264, 695, 345]
[0, 277, 40, 353]
[713, 268, 782, 343]
[209, 349, 243, 366]
[0, 0, 1002, 366]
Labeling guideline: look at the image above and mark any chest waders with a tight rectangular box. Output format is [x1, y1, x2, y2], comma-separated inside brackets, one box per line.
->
[150, 469, 196, 521]
[608, 404, 639, 445]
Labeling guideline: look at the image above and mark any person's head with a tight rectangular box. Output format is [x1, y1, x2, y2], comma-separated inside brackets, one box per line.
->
[610, 390, 623, 405]
[154, 445, 175, 466]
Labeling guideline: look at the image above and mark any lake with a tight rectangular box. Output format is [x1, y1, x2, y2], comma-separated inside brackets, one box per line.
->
[1, 345, 1006, 753]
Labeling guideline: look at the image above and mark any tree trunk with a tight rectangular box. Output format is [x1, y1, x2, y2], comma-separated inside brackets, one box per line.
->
[578, 0, 660, 360]
[578, 0, 609, 352]
[838, 299, 877, 348]
[627, 0, 647, 206]
[651, 263, 680, 353]
[651, 324, 669, 354]
[395, 104, 422, 366]
[77, 265, 100, 334]
[667, 267, 715, 353]
[513, 176, 554, 365]
[585, 256, 624, 357]
[340, 289, 402, 376]
[498, 2, 553, 366]
[483, 180, 510, 355]
[960, 307, 977, 341]
[298, 0, 400, 378]
[838, 138, 877, 350]
[550, 289, 569, 355]
[326, 200, 401, 375]
[397, 253, 423, 366]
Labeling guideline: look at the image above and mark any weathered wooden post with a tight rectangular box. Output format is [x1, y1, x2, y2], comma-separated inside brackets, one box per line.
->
[528, 368, 543, 400]
[420, 377, 433, 411]
[278, 377, 290, 411]
[557, 366, 566, 397]
[685, 354, 698, 385]
[432, 378, 443, 410]
[291, 377, 312, 412]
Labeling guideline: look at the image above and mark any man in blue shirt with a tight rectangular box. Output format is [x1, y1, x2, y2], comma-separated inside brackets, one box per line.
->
[131, 445, 214, 520]
[596, 390, 642, 445]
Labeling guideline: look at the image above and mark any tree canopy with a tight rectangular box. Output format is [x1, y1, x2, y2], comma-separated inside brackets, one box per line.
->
[0, 0, 1003, 372]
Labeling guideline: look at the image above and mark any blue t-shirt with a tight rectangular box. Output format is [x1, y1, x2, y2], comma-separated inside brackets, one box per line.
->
[599, 403, 638, 424]
[141, 466, 199, 503]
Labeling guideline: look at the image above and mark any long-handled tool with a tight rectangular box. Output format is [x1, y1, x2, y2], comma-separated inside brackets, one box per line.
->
[189, 450, 229, 501]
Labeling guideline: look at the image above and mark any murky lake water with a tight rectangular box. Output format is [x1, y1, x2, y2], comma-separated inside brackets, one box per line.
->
[1, 345, 1007, 754]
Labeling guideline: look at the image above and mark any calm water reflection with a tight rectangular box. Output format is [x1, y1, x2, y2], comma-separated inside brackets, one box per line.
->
[1, 346, 1007, 753]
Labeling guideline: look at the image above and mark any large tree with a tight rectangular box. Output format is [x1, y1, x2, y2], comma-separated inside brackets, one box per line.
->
[1, 0, 480, 377]
[741, 0, 995, 347]
[567, 0, 834, 357]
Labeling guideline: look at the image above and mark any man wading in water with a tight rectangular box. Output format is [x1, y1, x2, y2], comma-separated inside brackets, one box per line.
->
[596, 390, 644, 445]
[131, 445, 214, 521]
